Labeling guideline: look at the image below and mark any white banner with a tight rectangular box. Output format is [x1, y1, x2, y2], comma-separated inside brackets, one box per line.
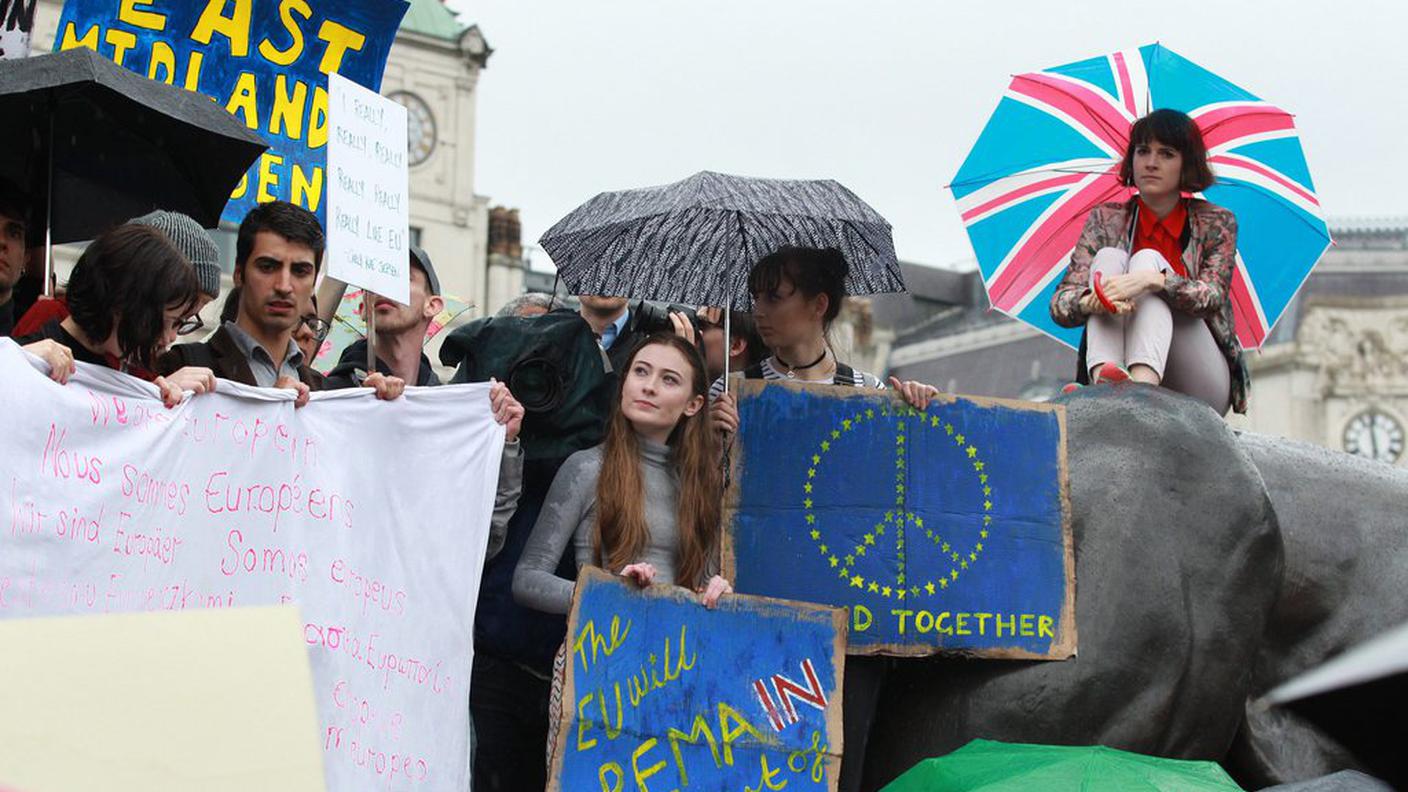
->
[326, 71, 410, 305]
[0, 339, 502, 791]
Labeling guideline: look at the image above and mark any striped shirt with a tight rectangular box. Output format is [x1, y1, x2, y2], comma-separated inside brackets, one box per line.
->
[709, 356, 885, 401]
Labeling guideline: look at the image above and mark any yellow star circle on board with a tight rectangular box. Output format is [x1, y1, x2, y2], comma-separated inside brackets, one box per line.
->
[800, 401, 996, 602]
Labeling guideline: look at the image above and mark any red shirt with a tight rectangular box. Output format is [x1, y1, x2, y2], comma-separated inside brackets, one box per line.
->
[1133, 197, 1189, 277]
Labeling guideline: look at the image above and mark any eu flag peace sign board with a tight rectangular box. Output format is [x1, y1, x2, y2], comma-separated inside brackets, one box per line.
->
[725, 381, 1076, 658]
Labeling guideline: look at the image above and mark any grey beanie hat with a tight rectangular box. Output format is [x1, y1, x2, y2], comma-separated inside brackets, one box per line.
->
[130, 210, 222, 299]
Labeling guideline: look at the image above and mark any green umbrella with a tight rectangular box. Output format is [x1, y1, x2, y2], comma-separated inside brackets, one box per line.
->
[883, 739, 1244, 792]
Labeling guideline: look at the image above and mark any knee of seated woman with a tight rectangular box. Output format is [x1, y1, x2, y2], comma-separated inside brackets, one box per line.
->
[1128, 248, 1170, 273]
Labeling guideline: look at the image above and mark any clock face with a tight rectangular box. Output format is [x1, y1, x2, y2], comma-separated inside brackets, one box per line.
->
[1342, 409, 1405, 464]
[388, 91, 436, 166]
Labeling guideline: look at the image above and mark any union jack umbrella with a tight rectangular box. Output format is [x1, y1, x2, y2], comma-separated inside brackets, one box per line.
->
[950, 43, 1331, 349]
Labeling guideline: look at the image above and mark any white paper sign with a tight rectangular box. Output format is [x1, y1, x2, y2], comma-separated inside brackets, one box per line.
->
[0, 0, 34, 61]
[326, 71, 410, 305]
[0, 340, 503, 792]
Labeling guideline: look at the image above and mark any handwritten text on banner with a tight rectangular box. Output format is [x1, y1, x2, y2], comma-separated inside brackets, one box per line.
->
[327, 71, 409, 304]
[550, 568, 847, 792]
[0, 340, 503, 792]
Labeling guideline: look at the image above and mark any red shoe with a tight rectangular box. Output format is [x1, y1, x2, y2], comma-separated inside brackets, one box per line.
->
[1094, 362, 1131, 384]
[1061, 382, 1083, 395]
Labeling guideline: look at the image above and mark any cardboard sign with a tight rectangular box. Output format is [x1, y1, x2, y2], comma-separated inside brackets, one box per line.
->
[0, 606, 325, 792]
[725, 380, 1075, 659]
[326, 71, 408, 304]
[54, 0, 409, 225]
[0, 339, 504, 791]
[550, 568, 847, 792]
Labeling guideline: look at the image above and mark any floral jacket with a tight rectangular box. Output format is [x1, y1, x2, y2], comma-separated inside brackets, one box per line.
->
[1050, 198, 1250, 414]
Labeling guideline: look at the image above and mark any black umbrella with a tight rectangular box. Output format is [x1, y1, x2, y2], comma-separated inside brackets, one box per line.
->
[1258, 620, 1408, 787]
[0, 47, 268, 284]
[539, 170, 905, 312]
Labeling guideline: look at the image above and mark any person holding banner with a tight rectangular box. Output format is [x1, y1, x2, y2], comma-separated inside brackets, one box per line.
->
[324, 245, 526, 559]
[707, 246, 941, 417]
[158, 201, 402, 405]
[14, 223, 210, 407]
[0, 181, 31, 337]
[704, 246, 942, 792]
[513, 333, 731, 612]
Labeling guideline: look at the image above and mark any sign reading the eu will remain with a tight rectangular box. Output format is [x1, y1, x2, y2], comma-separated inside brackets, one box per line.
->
[54, 0, 408, 226]
[550, 568, 847, 792]
[725, 380, 1075, 659]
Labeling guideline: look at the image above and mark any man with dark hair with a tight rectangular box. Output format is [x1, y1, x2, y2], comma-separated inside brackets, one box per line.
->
[0, 181, 30, 337]
[158, 201, 399, 404]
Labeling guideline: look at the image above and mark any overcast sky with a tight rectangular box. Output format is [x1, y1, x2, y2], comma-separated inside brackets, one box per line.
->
[450, 0, 1405, 270]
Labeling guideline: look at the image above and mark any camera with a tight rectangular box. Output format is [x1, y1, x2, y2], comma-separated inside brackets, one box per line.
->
[634, 301, 702, 336]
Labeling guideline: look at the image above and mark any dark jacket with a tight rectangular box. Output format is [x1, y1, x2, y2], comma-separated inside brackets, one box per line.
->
[604, 301, 652, 374]
[324, 338, 441, 389]
[321, 336, 523, 561]
[157, 324, 325, 390]
[15, 319, 114, 368]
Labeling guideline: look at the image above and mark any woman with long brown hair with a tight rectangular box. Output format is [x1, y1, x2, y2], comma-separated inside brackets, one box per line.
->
[513, 332, 731, 614]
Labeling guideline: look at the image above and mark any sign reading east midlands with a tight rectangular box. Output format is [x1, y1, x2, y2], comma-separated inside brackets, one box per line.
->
[54, 0, 409, 226]
[550, 568, 847, 792]
[327, 71, 408, 304]
[725, 380, 1076, 658]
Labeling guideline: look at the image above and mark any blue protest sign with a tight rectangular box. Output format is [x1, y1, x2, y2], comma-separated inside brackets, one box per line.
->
[54, 0, 408, 226]
[726, 381, 1075, 658]
[550, 568, 847, 792]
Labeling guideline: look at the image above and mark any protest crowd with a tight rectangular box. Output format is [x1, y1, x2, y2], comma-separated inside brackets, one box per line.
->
[9, 2, 1385, 789]
[0, 95, 1254, 790]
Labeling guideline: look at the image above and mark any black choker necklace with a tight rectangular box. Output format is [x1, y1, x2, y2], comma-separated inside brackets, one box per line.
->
[775, 348, 828, 373]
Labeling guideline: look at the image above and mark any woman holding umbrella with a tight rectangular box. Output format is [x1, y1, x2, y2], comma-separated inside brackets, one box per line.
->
[708, 246, 942, 434]
[1049, 109, 1248, 415]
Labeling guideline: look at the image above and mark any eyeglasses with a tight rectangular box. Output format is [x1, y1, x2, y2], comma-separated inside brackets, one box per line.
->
[299, 315, 331, 340]
[176, 315, 205, 335]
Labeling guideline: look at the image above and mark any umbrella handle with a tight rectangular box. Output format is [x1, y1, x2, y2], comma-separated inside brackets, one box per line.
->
[1092, 272, 1120, 314]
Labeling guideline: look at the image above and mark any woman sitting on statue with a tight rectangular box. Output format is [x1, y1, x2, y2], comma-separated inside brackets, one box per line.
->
[1050, 108, 1249, 415]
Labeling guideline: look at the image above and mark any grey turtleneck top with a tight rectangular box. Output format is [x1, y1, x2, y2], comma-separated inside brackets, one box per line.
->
[512, 438, 680, 615]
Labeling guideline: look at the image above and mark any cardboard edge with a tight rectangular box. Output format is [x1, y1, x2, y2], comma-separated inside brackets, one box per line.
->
[1051, 404, 1078, 659]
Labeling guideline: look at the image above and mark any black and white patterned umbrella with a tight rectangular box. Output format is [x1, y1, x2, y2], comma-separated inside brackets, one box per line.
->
[539, 170, 905, 309]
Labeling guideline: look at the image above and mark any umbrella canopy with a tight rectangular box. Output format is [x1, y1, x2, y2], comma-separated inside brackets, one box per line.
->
[1257, 620, 1408, 787]
[950, 43, 1330, 350]
[539, 170, 904, 310]
[0, 47, 268, 244]
[883, 739, 1244, 792]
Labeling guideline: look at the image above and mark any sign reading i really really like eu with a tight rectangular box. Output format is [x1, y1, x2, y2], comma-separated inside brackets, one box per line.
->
[550, 567, 847, 792]
[0, 339, 506, 792]
[54, 0, 409, 226]
[327, 71, 408, 304]
[725, 380, 1076, 658]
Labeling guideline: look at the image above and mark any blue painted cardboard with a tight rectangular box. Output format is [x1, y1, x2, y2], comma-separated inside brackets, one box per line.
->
[725, 380, 1076, 659]
[54, 0, 408, 226]
[550, 567, 847, 792]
